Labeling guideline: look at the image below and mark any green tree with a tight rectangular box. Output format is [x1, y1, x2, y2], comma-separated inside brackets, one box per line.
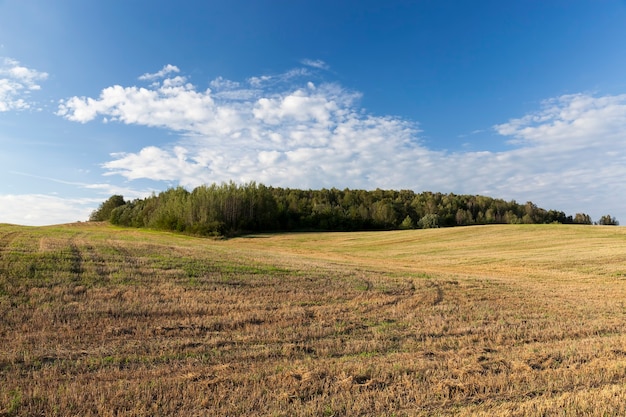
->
[573, 213, 592, 225]
[93, 183, 589, 236]
[418, 214, 439, 229]
[371, 200, 396, 228]
[598, 215, 619, 226]
[89, 195, 126, 222]
[399, 215, 415, 229]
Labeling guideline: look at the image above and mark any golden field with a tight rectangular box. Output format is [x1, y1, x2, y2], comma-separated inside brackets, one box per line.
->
[1, 223, 626, 416]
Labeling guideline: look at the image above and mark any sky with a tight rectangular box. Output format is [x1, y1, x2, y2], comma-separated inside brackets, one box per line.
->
[1, 0, 626, 226]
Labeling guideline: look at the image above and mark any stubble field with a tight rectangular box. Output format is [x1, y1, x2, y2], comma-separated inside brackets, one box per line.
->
[1, 222, 626, 416]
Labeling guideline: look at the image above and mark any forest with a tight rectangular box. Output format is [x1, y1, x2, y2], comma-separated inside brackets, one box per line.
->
[88, 182, 609, 237]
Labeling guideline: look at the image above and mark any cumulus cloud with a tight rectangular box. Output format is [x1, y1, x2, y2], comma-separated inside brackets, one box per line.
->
[58, 66, 626, 220]
[104, 146, 206, 182]
[138, 64, 180, 81]
[0, 57, 48, 111]
[495, 94, 626, 147]
[57, 75, 218, 130]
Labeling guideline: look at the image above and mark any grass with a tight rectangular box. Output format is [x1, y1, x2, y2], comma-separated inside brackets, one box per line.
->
[1, 222, 626, 416]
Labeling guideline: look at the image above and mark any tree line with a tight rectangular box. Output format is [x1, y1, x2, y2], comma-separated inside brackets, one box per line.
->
[89, 182, 614, 236]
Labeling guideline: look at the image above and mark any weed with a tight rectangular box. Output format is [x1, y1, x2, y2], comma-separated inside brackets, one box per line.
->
[5, 389, 22, 416]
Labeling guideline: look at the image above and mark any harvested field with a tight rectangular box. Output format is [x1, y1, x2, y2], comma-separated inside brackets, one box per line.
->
[1, 223, 626, 416]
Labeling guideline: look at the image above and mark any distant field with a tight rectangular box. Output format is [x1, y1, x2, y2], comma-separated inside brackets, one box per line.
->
[1, 223, 626, 416]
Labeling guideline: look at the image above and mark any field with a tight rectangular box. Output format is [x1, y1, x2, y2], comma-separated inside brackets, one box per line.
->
[2, 222, 626, 416]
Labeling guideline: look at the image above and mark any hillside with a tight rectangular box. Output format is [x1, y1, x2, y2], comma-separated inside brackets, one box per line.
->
[2, 223, 626, 416]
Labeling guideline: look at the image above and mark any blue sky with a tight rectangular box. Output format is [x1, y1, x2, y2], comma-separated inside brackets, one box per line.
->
[1, 0, 626, 225]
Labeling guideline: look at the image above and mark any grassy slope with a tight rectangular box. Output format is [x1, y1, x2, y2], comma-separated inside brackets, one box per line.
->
[1, 223, 626, 416]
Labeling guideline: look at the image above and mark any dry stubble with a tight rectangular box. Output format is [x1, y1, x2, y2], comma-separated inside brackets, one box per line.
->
[1, 223, 626, 416]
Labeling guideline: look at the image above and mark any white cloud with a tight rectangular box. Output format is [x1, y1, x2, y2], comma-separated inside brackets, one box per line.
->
[57, 77, 218, 131]
[301, 59, 329, 70]
[5, 172, 156, 225]
[210, 76, 259, 100]
[104, 146, 206, 183]
[0, 194, 97, 226]
[248, 75, 271, 87]
[209, 76, 240, 90]
[247, 68, 312, 88]
[58, 66, 626, 221]
[495, 94, 626, 148]
[253, 87, 340, 126]
[138, 64, 180, 81]
[9, 171, 155, 199]
[0, 57, 48, 111]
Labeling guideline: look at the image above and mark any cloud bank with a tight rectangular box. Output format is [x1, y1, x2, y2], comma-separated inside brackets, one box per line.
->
[0, 194, 97, 226]
[0, 58, 48, 111]
[58, 65, 626, 220]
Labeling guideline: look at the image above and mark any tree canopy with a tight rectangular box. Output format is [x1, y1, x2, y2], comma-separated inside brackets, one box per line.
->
[90, 182, 601, 236]
[598, 214, 620, 226]
[89, 195, 126, 222]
